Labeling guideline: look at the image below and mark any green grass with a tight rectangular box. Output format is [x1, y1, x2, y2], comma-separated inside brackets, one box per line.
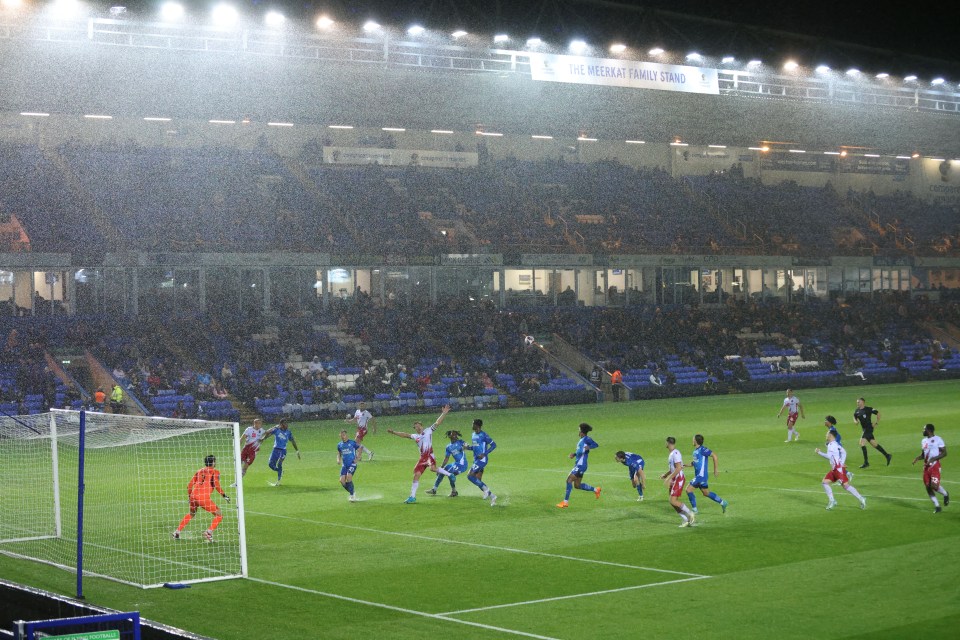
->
[3, 380, 960, 639]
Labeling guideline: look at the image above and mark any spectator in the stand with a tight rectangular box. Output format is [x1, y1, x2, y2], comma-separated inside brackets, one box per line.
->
[309, 356, 324, 374]
[110, 383, 125, 414]
[778, 355, 791, 373]
[589, 366, 602, 385]
[610, 368, 623, 401]
[220, 362, 233, 381]
[649, 372, 664, 387]
[93, 386, 106, 411]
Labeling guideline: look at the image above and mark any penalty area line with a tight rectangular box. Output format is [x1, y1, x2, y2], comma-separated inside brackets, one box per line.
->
[247, 511, 704, 577]
[248, 576, 561, 640]
[437, 575, 711, 616]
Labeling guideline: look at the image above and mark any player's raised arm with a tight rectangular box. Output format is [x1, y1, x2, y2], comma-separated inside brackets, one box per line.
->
[387, 428, 413, 439]
[433, 404, 452, 426]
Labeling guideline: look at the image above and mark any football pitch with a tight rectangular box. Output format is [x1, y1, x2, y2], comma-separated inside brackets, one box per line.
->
[2, 380, 959, 639]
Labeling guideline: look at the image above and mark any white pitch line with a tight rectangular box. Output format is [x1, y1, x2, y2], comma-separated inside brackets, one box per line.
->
[246, 511, 704, 577]
[437, 575, 711, 616]
[726, 483, 930, 502]
[248, 576, 561, 640]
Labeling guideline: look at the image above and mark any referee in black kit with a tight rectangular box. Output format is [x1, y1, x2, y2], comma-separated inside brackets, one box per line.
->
[854, 397, 892, 468]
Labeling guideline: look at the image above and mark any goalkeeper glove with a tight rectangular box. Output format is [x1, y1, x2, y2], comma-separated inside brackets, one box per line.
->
[224, 495, 231, 503]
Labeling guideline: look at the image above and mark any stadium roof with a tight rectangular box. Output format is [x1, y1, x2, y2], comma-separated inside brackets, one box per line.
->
[162, 0, 960, 76]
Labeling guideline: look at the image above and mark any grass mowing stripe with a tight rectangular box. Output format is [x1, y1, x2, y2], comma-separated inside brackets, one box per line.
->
[726, 482, 934, 502]
[246, 510, 706, 577]
[436, 575, 711, 615]
[247, 576, 562, 640]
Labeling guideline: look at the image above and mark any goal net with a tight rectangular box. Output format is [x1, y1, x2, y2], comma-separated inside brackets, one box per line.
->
[0, 410, 247, 589]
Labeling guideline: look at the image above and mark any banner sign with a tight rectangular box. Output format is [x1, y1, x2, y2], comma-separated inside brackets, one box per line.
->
[528, 54, 719, 95]
[920, 158, 960, 203]
[839, 157, 909, 176]
[761, 152, 836, 173]
[440, 254, 504, 266]
[521, 254, 593, 266]
[323, 147, 478, 169]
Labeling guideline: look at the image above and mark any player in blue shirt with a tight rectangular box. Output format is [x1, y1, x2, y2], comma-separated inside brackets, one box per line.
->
[262, 418, 301, 486]
[337, 429, 361, 502]
[426, 430, 468, 497]
[466, 419, 498, 506]
[615, 450, 647, 501]
[826, 415, 843, 446]
[557, 423, 601, 508]
[685, 434, 728, 513]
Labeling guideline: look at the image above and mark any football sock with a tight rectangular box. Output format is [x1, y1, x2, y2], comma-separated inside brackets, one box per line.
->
[210, 514, 222, 531]
[346, 481, 354, 495]
[437, 467, 452, 476]
[341, 481, 351, 493]
[449, 475, 457, 488]
[930, 495, 940, 507]
[432, 475, 443, 489]
[579, 483, 595, 492]
[680, 504, 693, 517]
[410, 480, 419, 498]
[176, 514, 192, 531]
[636, 485, 644, 497]
[679, 512, 689, 523]
[844, 485, 863, 500]
[468, 475, 485, 489]
[876, 444, 889, 456]
[822, 482, 835, 500]
[937, 486, 949, 497]
[708, 492, 723, 504]
[861, 446, 869, 463]
[687, 492, 698, 509]
[565, 482, 573, 500]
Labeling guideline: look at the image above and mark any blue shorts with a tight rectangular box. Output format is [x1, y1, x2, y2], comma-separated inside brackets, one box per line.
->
[628, 464, 644, 478]
[269, 447, 287, 466]
[570, 463, 587, 478]
[445, 463, 466, 476]
[340, 463, 358, 477]
[689, 477, 708, 489]
[470, 459, 488, 474]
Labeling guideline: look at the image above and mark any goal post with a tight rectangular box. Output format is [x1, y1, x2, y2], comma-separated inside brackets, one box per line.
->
[0, 410, 247, 590]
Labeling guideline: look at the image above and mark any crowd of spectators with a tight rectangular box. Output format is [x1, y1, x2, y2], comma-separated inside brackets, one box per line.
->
[6, 142, 959, 257]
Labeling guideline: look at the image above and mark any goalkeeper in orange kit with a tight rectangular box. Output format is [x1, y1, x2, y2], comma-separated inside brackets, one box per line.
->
[172, 455, 231, 542]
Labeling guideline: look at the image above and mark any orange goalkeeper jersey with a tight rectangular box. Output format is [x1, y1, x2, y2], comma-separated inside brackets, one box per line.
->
[188, 467, 222, 499]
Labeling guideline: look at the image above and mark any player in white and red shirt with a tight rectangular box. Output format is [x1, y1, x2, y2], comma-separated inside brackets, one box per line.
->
[239, 418, 265, 477]
[912, 423, 949, 513]
[660, 437, 696, 527]
[344, 401, 376, 461]
[387, 405, 451, 503]
[777, 388, 805, 443]
[816, 419, 866, 511]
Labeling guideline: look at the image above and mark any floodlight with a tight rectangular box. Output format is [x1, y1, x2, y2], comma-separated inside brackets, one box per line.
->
[569, 40, 588, 53]
[721, 56, 735, 63]
[904, 75, 917, 82]
[686, 52, 702, 61]
[526, 37, 542, 47]
[315, 15, 334, 29]
[211, 3, 238, 26]
[845, 68, 860, 76]
[363, 20, 380, 32]
[747, 59, 762, 68]
[493, 34, 509, 43]
[784, 60, 799, 71]
[451, 30, 467, 38]
[50, 0, 80, 19]
[932, 77, 945, 85]
[610, 43, 626, 53]
[109, 6, 125, 16]
[875, 72, 889, 79]
[911, 152, 920, 158]
[815, 65, 831, 73]
[407, 25, 425, 36]
[648, 47, 664, 55]
[1, 0, 24, 9]
[264, 11, 285, 28]
[159, 2, 183, 21]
